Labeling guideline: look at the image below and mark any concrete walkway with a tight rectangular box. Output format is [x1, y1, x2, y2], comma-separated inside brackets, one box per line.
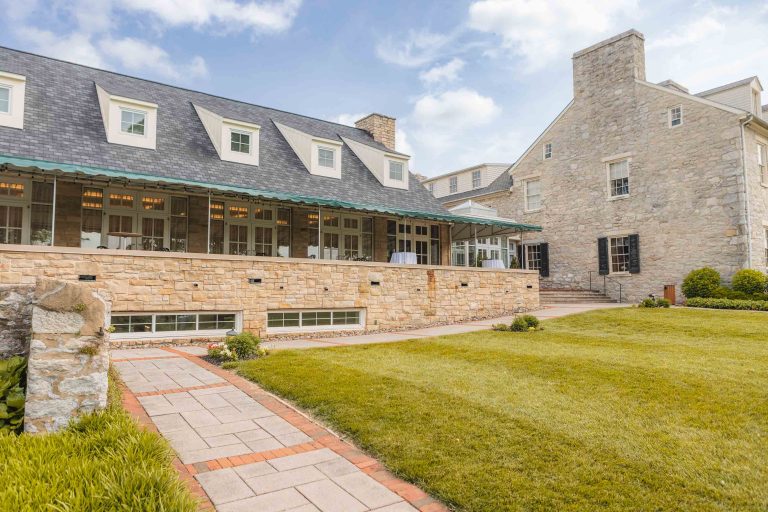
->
[114, 347, 444, 512]
[263, 302, 627, 351]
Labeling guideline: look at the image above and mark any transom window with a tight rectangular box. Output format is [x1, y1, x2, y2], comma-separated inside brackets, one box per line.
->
[318, 147, 335, 168]
[525, 179, 541, 211]
[389, 160, 404, 181]
[267, 310, 362, 332]
[609, 236, 630, 273]
[120, 109, 146, 136]
[669, 106, 682, 127]
[609, 160, 629, 197]
[758, 143, 767, 186]
[472, 170, 481, 188]
[525, 244, 541, 270]
[110, 312, 238, 339]
[230, 130, 251, 154]
[0, 180, 24, 198]
[544, 143, 552, 160]
[0, 86, 9, 114]
[449, 176, 457, 193]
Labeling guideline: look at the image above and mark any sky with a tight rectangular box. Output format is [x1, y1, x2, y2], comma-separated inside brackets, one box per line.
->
[1, 0, 767, 177]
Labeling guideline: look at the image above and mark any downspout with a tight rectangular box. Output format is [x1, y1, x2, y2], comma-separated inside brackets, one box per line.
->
[740, 117, 753, 268]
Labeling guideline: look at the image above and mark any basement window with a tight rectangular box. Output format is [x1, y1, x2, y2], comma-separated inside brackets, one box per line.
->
[267, 310, 363, 333]
[109, 312, 239, 339]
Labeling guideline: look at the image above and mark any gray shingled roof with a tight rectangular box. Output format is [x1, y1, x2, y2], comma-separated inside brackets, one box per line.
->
[0, 47, 446, 215]
[436, 171, 512, 204]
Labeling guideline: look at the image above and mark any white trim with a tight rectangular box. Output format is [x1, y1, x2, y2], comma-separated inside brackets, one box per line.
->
[119, 107, 148, 137]
[0, 71, 26, 130]
[606, 157, 630, 199]
[96, 84, 157, 150]
[607, 234, 632, 274]
[109, 311, 241, 340]
[523, 178, 542, 213]
[266, 309, 365, 334]
[0, 84, 10, 115]
[230, 128, 253, 155]
[636, 80, 745, 115]
[601, 152, 633, 163]
[668, 105, 683, 128]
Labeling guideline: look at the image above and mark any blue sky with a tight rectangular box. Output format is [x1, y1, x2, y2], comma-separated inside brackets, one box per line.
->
[1, 0, 766, 176]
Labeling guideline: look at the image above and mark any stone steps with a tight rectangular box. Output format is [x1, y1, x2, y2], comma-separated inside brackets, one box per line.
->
[540, 289, 617, 304]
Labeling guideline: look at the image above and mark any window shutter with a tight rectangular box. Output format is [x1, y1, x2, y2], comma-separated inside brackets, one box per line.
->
[539, 243, 550, 277]
[628, 234, 640, 274]
[598, 238, 609, 275]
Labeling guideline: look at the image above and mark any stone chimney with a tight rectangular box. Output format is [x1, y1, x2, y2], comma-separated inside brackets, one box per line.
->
[355, 113, 396, 151]
[572, 29, 645, 99]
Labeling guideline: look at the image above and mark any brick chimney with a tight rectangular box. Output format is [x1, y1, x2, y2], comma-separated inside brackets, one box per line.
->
[355, 113, 396, 151]
[572, 29, 645, 99]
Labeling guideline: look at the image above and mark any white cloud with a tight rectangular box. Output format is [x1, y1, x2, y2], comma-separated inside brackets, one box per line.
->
[419, 58, 465, 85]
[468, 0, 638, 72]
[376, 30, 453, 67]
[17, 28, 106, 68]
[331, 113, 367, 127]
[100, 38, 208, 79]
[647, 12, 725, 50]
[122, 0, 302, 33]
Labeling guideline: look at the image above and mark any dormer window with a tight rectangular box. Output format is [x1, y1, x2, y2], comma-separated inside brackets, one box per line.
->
[544, 143, 552, 160]
[0, 86, 9, 114]
[0, 71, 26, 129]
[389, 160, 404, 181]
[230, 129, 251, 154]
[669, 105, 682, 127]
[318, 147, 335, 168]
[120, 109, 146, 136]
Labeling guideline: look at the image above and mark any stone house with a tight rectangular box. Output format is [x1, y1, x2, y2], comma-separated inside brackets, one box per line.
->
[0, 46, 541, 342]
[427, 29, 768, 302]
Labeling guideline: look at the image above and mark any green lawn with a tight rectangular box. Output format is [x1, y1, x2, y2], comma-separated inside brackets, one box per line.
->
[236, 308, 768, 512]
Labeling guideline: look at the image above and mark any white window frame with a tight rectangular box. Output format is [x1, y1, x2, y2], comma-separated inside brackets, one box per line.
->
[449, 176, 458, 194]
[471, 170, 482, 188]
[317, 146, 336, 168]
[758, 142, 767, 187]
[524, 178, 542, 212]
[266, 309, 365, 333]
[543, 143, 552, 160]
[389, 160, 404, 181]
[230, 128, 252, 155]
[668, 105, 683, 128]
[0, 176, 30, 245]
[0, 85, 10, 115]
[607, 158, 630, 199]
[309, 138, 343, 179]
[608, 235, 631, 274]
[119, 108, 147, 137]
[109, 311, 241, 340]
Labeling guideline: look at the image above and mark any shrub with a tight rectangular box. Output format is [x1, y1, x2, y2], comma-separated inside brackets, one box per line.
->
[681, 267, 721, 298]
[710, 285, 768, 301]
[226, 332, 261, 360]
[510, 315, 542, 332]
[492, 323, 509, 332]
[509, 318, 528, 332]
[731, 269, 767, 295]
[207, 342, 237, 362]
[639, 298, 671, 308]
[0, 357, 26, 434]
[685, 297, 768, 311]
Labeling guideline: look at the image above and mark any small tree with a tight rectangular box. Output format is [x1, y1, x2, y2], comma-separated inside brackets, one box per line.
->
[681, 267, 720, 298]
[731, 269, 767, 295]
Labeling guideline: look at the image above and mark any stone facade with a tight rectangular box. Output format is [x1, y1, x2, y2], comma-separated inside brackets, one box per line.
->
[0, 285, 34, 358]
[355, 114, 396, 151]
[0, 246, 539, 344]
[20, 279, 111, 433]
[472, 30, 767, 302]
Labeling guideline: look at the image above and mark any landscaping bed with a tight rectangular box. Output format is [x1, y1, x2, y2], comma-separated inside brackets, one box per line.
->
[233, 307, 768, 512]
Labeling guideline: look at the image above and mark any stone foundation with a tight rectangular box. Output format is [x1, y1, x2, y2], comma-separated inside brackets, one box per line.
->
[0, 285, 35, 358]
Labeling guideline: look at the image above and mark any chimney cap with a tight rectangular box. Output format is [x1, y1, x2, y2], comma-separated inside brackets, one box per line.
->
[355, 113, 396, 124]
[572, 29, 645, 59]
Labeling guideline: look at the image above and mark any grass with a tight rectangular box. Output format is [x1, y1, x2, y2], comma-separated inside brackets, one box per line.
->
[0, 367, 198, 511]
[235, 308, 768, 512]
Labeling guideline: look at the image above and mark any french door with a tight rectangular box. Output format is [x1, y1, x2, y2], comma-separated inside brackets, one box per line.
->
[0, 205, 23, 244]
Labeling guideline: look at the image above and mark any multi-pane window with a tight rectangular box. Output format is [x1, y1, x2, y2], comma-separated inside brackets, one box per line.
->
[472, 170, 482, 188]
[430, 225, 441, 265]
[120, 109, 145, 135]
[109, 192, 134, 208]
[170, 197, 188, 252]
[758, 143, 767, 186]
[609, 160, 629, 197]
[30, 182, 53, 246]
[267, 310, 362, 330]
[361, 217, 373, 261]
[318, 147, 335, 168]
[0, 86, 9, 114]
[609, 236, 630, 273]
[110, 312, 237, 338]
[253, 226, 273, 256]
[230, 130, 251, 154]
[276, 207, 291, 257]
[449, 176, 457, 193]
[209, 200, 225, 254]
[0, 180, 23, 197]
[544, 143, 552, 159]
[141, 218, 164, 251]
[525, 244, 541, 271]
[669, 106, 682, 127]
[389, 161, 404, 181]
[229, 224, 248, 255]
[0, 205, 22, 244]
[81, 187, 103, 249]
[525, 179, 541, 211]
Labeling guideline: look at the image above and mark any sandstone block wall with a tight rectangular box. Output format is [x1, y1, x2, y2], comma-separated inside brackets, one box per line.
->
[0, 285, 34, 358]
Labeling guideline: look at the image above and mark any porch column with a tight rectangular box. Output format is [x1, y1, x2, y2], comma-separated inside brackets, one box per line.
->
[317, 207, 322, 260]
[206, 192, 211, 254]
[50, 176, 57, 247]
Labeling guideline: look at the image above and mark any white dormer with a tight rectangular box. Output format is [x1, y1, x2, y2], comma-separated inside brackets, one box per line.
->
[341, 137, 409, 190]
[697, 77, 763, 117]
[193, 104, 260, 166]
[96, 84, 157, 150]
[0, 71, 26, 130]
[274, 121, 342, 179]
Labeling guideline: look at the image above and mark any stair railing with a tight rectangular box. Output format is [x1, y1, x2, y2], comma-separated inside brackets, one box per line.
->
[588, 271, 623, 303]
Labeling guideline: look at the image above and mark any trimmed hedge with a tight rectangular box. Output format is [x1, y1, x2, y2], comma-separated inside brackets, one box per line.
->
[686, 297, 768, 311]
[731, 269, 768, 295]
[681, 267, 721, 298]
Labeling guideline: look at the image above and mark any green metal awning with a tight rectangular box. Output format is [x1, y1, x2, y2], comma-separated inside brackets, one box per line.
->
[0, 154, 542, 232]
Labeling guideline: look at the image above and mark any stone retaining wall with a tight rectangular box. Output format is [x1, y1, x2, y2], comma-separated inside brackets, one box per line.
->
[0, 285, 34, 358]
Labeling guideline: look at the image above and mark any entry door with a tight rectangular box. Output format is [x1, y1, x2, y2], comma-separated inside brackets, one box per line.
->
[0, 205, 23, 245]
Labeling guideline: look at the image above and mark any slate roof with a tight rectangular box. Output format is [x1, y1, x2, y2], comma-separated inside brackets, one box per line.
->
[0, 46, 446, 215]
[435, 171, 513, 204]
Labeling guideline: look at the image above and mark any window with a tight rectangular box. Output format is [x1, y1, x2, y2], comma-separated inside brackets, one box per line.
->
[276, 207, 291, 258]
[230, 130, 251, 154]
[81, 188, 103, 249]
[472, 170, 482, 188]
[525, 179, 541, 211]
[449, 176, 458, 194]
[669, 106, 682, 127]
[609, 159, 629, 197]
[525, 244, 541, 271]
[318, 147, 335, 168]
[267, 310, 363, 332]
[609, 236, 630, 273]
[428, 183, 434, 194]
[0, 86, 9, 114]
[209, 201, 225, 254]
[758, 143, 767, 186]
[110, 312, 238, 339]
[170, 197, 188, 252]
[30, 182, 53, 246]
[543, 143, 552, 160]
[389, 161, 404, 181]
[120, 109, 145, 136]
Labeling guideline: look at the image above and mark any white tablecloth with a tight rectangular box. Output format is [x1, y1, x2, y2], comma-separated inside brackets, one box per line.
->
[390, 252, 417, 264]
[482, 259, 505, 269]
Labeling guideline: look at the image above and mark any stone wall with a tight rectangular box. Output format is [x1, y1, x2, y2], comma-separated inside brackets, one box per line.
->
[0, 246, 539, 343]
[743, 125, 768, 273]
[0, 285, 34, 358]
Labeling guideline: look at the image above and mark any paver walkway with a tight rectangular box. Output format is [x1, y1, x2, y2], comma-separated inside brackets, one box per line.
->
[114, 347, 443, 512]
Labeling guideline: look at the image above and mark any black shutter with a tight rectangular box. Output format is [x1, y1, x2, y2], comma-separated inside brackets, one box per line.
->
[539, 243, 550, 277]
[598, 238, 609, 275]
[628, 234, 640, 274]
[516, 244, 524, 269]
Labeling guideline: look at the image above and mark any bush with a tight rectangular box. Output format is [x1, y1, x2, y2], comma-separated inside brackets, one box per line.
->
[0, 357, 26, 434]
[226, 332, 261, 360]
[682, 267, 721, 298]
[639, 298, 671, 308]
[492, 323, 509, 332]
[207, 342, 237, 362]
[710, 285, 768, 301]
[685, 297, 768, 311]
[510, 315, 542, 332]
[731, 269, 767, 295]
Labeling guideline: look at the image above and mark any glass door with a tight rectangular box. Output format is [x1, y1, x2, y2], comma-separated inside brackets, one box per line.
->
[228, 223, 249, 255]
[106, 213, 137, 249]
[0, 205, 23, 245]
